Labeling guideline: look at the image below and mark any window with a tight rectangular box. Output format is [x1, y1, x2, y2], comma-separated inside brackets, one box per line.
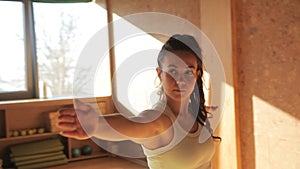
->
[33, 2, 111, 98]
[0, 0, 111, 100]
[0, 1, 36, 100]
[2, 1, 211, 105]
[0, 1, 26, 93]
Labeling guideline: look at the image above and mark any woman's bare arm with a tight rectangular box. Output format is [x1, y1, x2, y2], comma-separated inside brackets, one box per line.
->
[57, 100, 172, 144]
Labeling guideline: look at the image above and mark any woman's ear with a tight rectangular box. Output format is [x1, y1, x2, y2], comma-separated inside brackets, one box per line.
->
[156, 67, 162, 81]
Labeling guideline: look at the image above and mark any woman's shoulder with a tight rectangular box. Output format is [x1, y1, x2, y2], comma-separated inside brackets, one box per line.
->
[136, 101, 167, 118]
[137, 108, 171, 124]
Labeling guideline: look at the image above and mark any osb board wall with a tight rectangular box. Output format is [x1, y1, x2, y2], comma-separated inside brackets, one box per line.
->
[234, 0, 300, 169]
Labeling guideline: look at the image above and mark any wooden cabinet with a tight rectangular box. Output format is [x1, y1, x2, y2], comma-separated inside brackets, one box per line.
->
[0, 96, 114, 168]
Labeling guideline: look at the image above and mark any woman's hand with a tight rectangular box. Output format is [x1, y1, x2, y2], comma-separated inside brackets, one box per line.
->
[57, 99, 99, 140]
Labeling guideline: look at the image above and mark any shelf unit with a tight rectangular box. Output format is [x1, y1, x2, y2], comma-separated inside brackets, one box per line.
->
[0, 96, 114, 168]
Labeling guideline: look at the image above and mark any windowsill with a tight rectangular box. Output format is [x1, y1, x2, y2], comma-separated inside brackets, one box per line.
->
[0, 95, 112, 106]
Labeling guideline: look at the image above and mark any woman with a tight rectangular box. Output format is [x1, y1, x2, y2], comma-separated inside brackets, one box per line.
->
[57, 34, 219, 169]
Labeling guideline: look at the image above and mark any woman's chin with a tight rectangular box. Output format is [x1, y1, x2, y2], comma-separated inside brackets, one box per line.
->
[168, 93, 190, 102]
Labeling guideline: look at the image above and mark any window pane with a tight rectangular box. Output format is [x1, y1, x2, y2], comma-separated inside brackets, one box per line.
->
[33, 2, 111, 98]
[0, 1, 26, 93]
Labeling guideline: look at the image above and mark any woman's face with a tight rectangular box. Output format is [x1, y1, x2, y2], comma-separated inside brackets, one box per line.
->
[157, 51, 199, 102]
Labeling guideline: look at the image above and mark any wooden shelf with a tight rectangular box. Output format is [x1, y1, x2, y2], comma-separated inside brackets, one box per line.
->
[0, 132, 59, 141]
[0, 96, 115, 168]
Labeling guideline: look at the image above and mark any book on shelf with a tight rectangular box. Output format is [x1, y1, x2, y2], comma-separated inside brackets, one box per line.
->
[15, 153, 66, 166]
[17, 158, 68, 169]
[10, 138, 64, 157]
[8, 137, 68, 169]
[11, 151, 62, 162]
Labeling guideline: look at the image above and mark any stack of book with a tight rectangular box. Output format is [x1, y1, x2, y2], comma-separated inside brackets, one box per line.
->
[9, 138, 68, 169]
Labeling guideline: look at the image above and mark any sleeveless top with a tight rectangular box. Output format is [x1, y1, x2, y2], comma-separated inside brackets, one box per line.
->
[141, 104, 215, 169]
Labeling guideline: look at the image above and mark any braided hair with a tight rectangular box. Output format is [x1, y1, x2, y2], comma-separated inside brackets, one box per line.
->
[157, 34, 221, 141]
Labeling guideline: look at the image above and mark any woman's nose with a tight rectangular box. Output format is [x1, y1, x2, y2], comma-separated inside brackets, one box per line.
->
[175, 75, 186, 86]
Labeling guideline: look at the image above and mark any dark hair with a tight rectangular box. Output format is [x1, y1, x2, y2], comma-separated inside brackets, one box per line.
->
[157, 34, 221, 141]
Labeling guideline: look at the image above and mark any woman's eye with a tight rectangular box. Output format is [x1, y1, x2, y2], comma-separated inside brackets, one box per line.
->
[185, 70, 194, 75]
[168, 69, 177, 75]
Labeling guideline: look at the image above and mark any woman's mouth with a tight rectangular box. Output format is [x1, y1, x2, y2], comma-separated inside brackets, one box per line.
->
[173, 89, 186, 93]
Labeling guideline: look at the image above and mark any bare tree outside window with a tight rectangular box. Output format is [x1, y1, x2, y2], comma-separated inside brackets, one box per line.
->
[36, 12, 78, 97]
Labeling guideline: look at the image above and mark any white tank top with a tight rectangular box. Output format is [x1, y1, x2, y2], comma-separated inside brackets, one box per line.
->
[142, 103, 215, 169]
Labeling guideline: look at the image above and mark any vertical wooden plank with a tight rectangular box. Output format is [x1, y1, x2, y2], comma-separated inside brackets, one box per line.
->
[200, 0, 238, 169]
[230, 0, 242, 168]
[106, 0, 117, 94]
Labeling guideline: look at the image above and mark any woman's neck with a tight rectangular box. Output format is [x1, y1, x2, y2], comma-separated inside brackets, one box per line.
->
[166, 97, 190, 116]
[166, 97, 198, 133]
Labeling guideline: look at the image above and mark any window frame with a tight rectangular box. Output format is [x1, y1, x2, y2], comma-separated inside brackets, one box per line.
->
[0, 0, 38, 101]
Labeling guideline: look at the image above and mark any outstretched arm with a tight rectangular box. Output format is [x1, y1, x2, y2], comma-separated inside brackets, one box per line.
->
[57, 99, 172, 144]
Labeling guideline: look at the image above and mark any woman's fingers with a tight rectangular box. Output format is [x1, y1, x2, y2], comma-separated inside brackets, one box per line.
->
[57, 116, 90, 140]
[57, 122, 77, 131]
[60, 130, 89, 140]
[58, 115, 76, 123]
[59, 131, 78, 139]
[56, 99, 96, 140]
[58, 108, 76, 116]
